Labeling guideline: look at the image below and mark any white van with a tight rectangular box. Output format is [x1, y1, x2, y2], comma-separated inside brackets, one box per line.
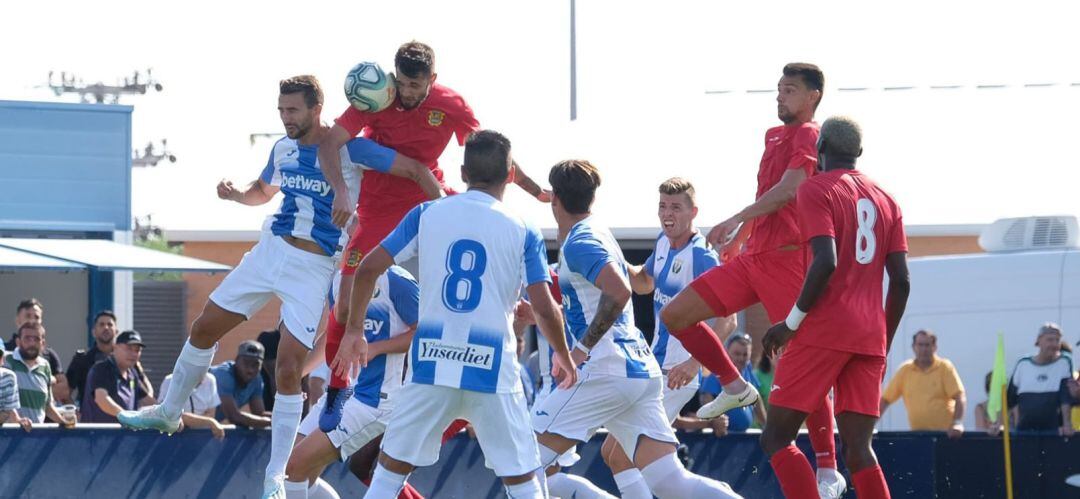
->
[879, 216, 1080, 431]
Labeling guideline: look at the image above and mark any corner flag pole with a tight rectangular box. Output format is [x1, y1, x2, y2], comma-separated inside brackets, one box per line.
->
[1001, 384, 1014, 499]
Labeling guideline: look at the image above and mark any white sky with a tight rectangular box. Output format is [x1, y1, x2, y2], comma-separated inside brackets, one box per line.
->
[3, 0, 1079, 232]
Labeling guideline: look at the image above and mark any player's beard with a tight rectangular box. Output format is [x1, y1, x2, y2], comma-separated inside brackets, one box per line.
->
[778, 104, 795, 124]
[285, 119, 312, 139]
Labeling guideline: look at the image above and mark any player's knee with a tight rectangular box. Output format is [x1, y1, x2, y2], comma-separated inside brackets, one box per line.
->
[659, 305, 688, 333]
[283, 456, 308, 483]
[601, 437, 632, 471]
[842, 442, 876, 472]
[759, 427, 786, 457]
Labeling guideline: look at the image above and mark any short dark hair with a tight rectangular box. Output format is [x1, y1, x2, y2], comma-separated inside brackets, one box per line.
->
[94, 310, 117, 324]
[395, 41, 435, 78]
[17, 322, 44, 338]
[549, 160, 602, 215]
[279, 75, 323, 108]
[913, 329, 937, 345]
[783, 62, 824, 109]
[658, 177, 696, 207]
[463, 130, 512, 186]
[16, 298, 42, 315]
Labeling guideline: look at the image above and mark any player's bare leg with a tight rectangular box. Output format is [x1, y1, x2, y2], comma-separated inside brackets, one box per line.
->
[836, 412, 890, 499]
[632, 436, 742, 499]
[349, 434, 424, 499]
[760, 404, 818, 499]
[118, 301, 244, 434]
[601, 435, 650, 499]
[660, 289, 756, 418]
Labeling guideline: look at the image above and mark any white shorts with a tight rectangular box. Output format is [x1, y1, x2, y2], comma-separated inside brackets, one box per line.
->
[209, 232, 335, 349]
[531, 385, 581, 468]
[298, 394, 392, 461]
[532, 372, 677, 461]
[381, 383, 540, 477]
[661, 376, 699, 423]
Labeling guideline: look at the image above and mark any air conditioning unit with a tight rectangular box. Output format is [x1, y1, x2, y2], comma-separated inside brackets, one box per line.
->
[978, 216, 1080, 252]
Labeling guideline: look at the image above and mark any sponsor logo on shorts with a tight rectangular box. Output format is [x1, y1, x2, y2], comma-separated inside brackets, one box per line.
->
[535, 410, 549, 417]
[346, 249, 362, 268]
[417, 339, 495, 369]
[427, 110, 446, 127]
[336, 424, 350, 435]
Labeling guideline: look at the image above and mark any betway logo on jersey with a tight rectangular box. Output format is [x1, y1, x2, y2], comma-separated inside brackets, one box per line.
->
[417, 339, 495, 370]
[654, 290, 675, 307]
[281, 173, 332, 196]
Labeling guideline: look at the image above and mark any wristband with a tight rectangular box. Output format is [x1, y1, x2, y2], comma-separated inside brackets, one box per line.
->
[785, 306, 808, 331]
[574, 341, 591, 354]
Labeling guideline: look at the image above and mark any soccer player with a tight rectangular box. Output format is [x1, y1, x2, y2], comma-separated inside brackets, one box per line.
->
[283, 265, 419, 499]
[759, 116, 909, 499]
[599, 177, 738, 495]
[333, 130, 576, 499]
[117, 75, 440, 499]
[659, 63, 846, 496]
[532, 160, 741, 499]
[317, 41, 550, 429]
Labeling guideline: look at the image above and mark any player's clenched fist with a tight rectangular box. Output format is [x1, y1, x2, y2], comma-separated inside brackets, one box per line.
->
[216, 179, 239, 201]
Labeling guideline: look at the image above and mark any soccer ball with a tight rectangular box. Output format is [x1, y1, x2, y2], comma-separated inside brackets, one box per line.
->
[344, 62, 396, 112]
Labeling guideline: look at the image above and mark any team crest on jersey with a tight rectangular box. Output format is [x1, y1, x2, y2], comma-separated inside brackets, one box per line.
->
[672, 260, 683, 274]
[372, 286, 382, 299]
[427, 110, 445, 127]
[347, 249, 362, 268]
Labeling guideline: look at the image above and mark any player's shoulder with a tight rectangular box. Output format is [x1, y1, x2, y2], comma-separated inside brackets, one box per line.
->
[690, 232, 717, 256]
[386, 264, 418, 286]
[426, 83, 471, 110]
[896, 358, 917, 372]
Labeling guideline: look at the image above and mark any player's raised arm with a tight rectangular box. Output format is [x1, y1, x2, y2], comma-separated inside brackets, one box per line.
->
[337, 247, 394, 377]
[883, 252, 910, 353]
[318, 124, 356, 227]
[386, 154, 444, 200]
[217, 173, 280, 206]
[511, 160, 552, 202]
[707, 168, 808, 247]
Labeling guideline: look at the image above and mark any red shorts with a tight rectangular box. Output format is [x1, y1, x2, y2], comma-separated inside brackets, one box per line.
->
[340, 208, 410, 276]
[688, 246, 806, 322]
[769, 342, 885, 417]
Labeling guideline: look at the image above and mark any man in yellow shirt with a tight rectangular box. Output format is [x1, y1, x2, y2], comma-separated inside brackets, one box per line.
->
[880, 330, 966, 438]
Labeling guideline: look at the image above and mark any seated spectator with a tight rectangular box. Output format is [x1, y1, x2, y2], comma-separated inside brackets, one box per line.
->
[160, 371, 224, 439]
[210, 340, 271, 428]
[0, 348, 32, 431]
[1002, 323, 1074, 435]
[3, 323, 75, 425]
[81, 330, 156, 423]
[880, 330, 966, 437]
[5, 299, 67, 404]
[256, 329, 280, 412]
[699, 333, 766, 432]
[65, 310, 118, 405]
[974, 372, 995, 431]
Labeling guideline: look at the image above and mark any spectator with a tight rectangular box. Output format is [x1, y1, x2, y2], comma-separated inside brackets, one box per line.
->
[880, 330, 966, 437]
[81, 330, 155, 423]
[754, 354, 775, 407]
[5, 299, 67, 404]
[0, 348, 32, 431]
[974, 372, 995, 431]
[256, 329, 280, 412]
[699, 333, 766, 432]
[1002, 323, 1074, 435]
[2, 323, 74, 425]
[210, 340, 271, 428]
[65, 310, 118, 405]
[160, 371, 225, 440]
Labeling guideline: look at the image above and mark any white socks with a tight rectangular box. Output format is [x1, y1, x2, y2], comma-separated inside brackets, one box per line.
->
[308, 478, 340, 499]
[365, 465, 408, 499]
[266, 393, 304, 481]
[284, 480, 308, 499]
[612, 469, 651, 499]
[641, 452, 742, 499]
[504, 476, 544, 499]
[548, 472, 616, 499]
[161, 340, 215, 420]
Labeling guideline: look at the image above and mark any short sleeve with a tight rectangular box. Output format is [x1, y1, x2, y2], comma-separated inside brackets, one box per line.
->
[213, 366, 236, 399]
[789, 124, 820, 173]
[564, 233, 617, 284]
[942, 361, 964, 398]
[388, 268, 420, 326]
[522, 224, 551, 286]
[249, 375, 264, 402]
[643, 251, 656, 277]
[889, 212, 909, 254]
[88, 363, 111, 394]
[345, 138, 397, 173]
[335, 106, 371, 137]
[451, 97, 480, 146]
[881, 367, 904, 403]
[796, 180, 836, 242]
[259, 147, 278, 185]
[693, 246, 720, 278]
[0, 372, 19, 410]
[380, 203, 429, 262]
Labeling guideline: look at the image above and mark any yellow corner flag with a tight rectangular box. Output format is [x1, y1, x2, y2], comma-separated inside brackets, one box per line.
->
[987, 334, 1008, 423]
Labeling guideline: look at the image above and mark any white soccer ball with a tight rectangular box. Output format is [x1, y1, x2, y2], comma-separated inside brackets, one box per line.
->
[344, 61, 396, 113]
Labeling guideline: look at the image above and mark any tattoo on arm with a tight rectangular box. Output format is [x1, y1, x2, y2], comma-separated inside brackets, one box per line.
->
[581, 292, 622, 350]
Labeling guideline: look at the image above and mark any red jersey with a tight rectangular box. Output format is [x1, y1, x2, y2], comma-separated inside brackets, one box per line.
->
[745, 122, 820, 255]
[791, 169, 907, 357]
[335, 83, 480, 216]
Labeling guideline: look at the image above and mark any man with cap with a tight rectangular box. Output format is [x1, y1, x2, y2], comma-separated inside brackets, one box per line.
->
[1000, 322, 1075, 435]
[209, 340, 272, 428]
[81, 330, 156, 423]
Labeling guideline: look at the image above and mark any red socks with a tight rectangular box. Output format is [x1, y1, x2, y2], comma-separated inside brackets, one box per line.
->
[670, 322, 741, 384]
[769, 444, 819, 499]
[852, 465, 890, 499]
[806, 397, 837, 470]
[325, 308, 350, 389]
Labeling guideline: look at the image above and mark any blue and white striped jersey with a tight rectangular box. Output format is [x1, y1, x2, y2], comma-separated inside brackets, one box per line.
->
[352, 266, 419, 408]
[644, 231, 719, 369]
[381, 190, 550, 394]
[558, 217, 660, 379]
[259, 137, 395, 257]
